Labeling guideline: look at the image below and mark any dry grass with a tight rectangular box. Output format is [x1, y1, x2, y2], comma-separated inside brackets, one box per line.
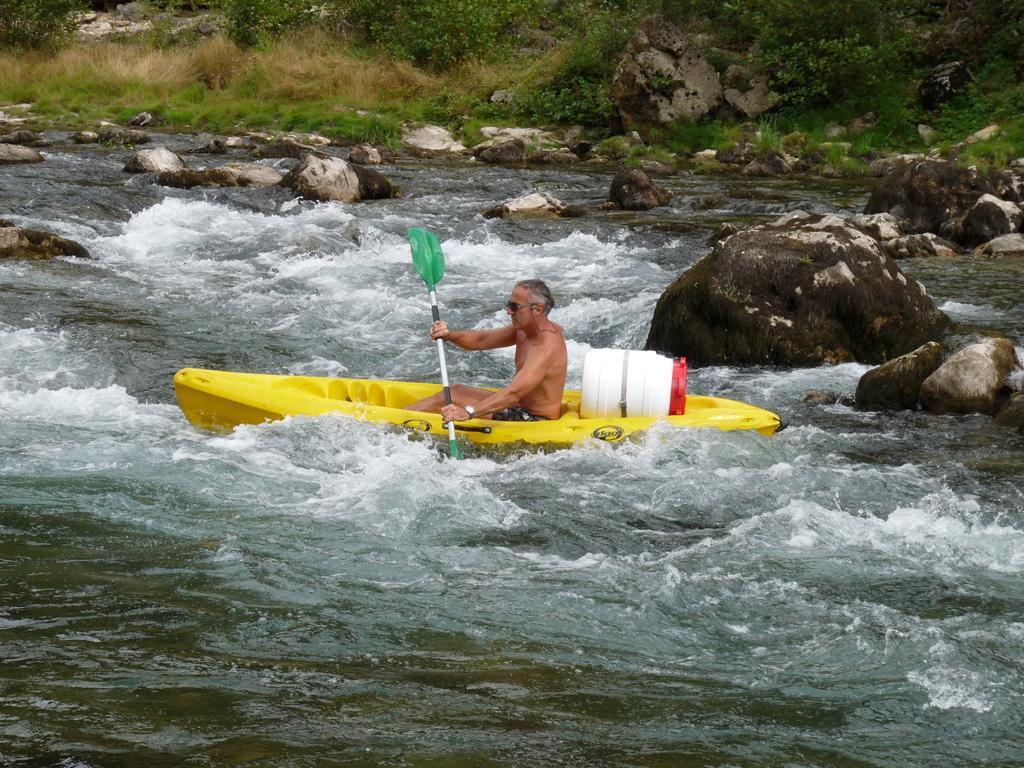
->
[255, 30, 441, 105]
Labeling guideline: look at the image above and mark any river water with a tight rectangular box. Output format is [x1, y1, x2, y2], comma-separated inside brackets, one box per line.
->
[2, 134, 1023, 767]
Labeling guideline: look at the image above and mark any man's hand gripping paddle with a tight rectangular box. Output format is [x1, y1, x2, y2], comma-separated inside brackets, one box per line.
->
[408, 227, 463, 460]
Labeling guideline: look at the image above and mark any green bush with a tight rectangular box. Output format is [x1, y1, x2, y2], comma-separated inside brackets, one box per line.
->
[0, 0, 85, 49]
[218, 0, 326, 47]
[345, 0, 543, 69]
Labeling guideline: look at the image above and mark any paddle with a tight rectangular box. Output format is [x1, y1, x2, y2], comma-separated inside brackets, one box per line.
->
[408, 227, 463, 460]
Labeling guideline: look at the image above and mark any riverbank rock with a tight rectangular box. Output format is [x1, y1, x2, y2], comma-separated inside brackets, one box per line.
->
[855, 342, 944, 411]
[474, 138, 528, 164]
[156, 163, 283, 189]
[864, 160, 1020, 243]
[610, 16, 723, 131]
[280, 155, 396, 202]
[72, 131, 100, 144]
[919, 61, 973, 110]
[0, 129, 44, 146]
[645, 212, 950, 366]
[609, 168, 672, 210]
[527, 148, 580, 165]
[99, 128, 151, 146]
[975, 233, 1024, 258]
[401, 124, 466, 157]
[920, 338, 1021, 415]
[0, 220, 90, 260]
[249, 139, 317, 160]
[123, 147, 186, 173]
[0, 144, 44, 164]
[483, 192, 580, 220]
[883, 233, 959, 259]
[348, 144, 381, 165]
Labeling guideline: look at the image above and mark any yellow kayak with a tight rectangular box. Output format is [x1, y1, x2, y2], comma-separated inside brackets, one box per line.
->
[173, 368, 781, 446]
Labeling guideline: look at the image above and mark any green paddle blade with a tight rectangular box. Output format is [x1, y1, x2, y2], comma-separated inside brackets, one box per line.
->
[448, 438, 463, 460]
[408, 227, 446, 290]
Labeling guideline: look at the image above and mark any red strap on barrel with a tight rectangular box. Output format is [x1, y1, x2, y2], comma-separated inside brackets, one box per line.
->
[669, 357, 687, 415]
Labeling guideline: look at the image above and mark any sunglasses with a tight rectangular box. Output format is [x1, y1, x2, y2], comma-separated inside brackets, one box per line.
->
[506, 301, 539, 312]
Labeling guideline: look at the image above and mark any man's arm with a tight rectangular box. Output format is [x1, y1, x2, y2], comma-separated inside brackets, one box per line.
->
[432, 321, 516, 351]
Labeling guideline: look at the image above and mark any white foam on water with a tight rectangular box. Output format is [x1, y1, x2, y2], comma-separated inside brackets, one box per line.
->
[729, 489, 1024, 576]
[0, 324, 115, 393]
[939, 300, 1006, 323]
[0, 384, 177, 431]
[907, 666, 995, 712]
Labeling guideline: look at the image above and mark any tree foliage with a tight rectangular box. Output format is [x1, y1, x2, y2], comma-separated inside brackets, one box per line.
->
[0, 0, 86, 49]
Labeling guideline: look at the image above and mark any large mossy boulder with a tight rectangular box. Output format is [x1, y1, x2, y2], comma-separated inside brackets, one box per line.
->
[0, 219, 90, 260]
[855, 342, 944, 411]
[645, 212, 950, 366]
[919, 338, 1021, 415]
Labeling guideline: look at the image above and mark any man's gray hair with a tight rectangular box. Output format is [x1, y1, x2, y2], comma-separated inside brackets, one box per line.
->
[516, 279, 554, 315]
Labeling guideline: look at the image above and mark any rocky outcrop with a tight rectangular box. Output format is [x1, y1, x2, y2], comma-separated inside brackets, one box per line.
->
[724, 76, 777, 119]
[919, 61, 973, 110]
[474, 138, 528, 164]
[483, 192, 581, 220]
[610, 16, 723, 130]
[609, 168, 672, 211]
[156, 163, 284, 189]
[974, 233, 1024, 258]
[864, 160, 1020, 243]
[920, 338, 1021, 415]
[855, 342, 944, 411]
[0, 220, 90, 260]
[645, 212, 950, 366]
[71, 131, 100, 144]
[280, 155, 396, 202]
[0, 143, 44, 164]
[249, 140, 317, 160]
[883, 233, 959, 259]
[123, 147, 187, 174]
[401, 124, 466, 156]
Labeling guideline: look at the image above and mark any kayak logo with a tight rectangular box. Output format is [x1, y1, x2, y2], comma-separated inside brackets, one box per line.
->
[592, 425, 624, 442]
[402, 419, 432, 432]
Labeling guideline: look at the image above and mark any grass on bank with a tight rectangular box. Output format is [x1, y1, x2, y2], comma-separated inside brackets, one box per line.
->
[0, 32, 494, 145]
[2, 31, 1024, 169]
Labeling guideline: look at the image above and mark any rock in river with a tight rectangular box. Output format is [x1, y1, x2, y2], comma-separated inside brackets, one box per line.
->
[645, 212, 950, 366]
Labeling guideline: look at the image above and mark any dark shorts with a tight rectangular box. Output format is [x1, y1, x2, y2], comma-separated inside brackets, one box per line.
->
[491, 406, 547, 422]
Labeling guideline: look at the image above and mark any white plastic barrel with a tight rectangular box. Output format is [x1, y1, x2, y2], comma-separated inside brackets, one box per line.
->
[580, 349, 675, 419]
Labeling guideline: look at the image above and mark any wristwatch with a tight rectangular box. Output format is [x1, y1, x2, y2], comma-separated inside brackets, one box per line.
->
[464, 405, 476, 418]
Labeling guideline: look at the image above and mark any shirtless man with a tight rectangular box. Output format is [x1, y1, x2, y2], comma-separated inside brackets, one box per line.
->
[405, 279, 567, 422]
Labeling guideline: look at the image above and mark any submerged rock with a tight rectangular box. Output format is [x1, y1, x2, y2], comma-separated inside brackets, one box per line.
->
[156, 163, 283, 189]
[280, 155, 396, 202]
[609, 168, 672, 210]
[855, 342, 944, 411]
[920, 338, 1021, 415]
[483, 192, 581, 220]
[123, 147, 187, 174]
[645, 212, 950, 366]
[0, 143, 44, 164]
[0, 219, 90, 260]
